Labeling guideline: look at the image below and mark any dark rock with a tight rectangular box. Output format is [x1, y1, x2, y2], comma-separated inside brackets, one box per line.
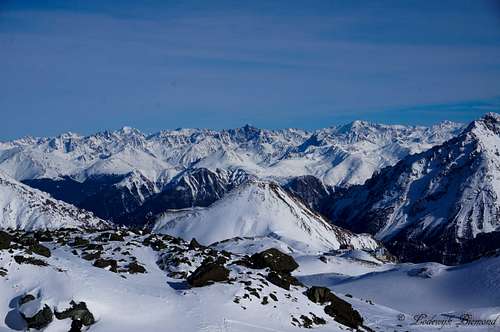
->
[34, 231, 53, 242]
[324, 296, 363, 329]
[266, 271, 301, 290]
[311, 314, 326, 325]
[14, 255, 48, 266]
[17, 235, 38, 247]
[55, 301, 95, 326]
[72, 237, 90, 247]
[187, 262, 230, 287]
[269, 293, 278, 302]
[109, 232, 124, 241]
[305, 286, 335, 304]
[300, 315, 313, 328]
[30, 243, 51, 258]
[85, 243, 104, 251]
[21, 304, 53, 330]
[69, 320, 83, 332]
[82, 252, 101, 261]
[306, 286, 363, 328]
[188, 238, 204, 250]
[93, 258, 118, 272]
[0, 231, 12, 250]
[19, 294, 36, 305]
[250, 248, 299, 273]
[126, 262, 146, 274]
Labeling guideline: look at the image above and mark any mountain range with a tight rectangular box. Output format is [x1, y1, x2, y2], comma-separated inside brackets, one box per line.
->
[1, 115, 499, 264]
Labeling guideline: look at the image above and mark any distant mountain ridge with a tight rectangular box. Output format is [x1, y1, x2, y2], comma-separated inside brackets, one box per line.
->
[0, 121, 463, 187]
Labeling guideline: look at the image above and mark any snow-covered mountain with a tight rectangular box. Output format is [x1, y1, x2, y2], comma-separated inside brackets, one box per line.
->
[329, 113, 500, 264]
[0, 121, 463, 188]
[153, 180, 380, 253]
[119, 167, 254, 225]
[0, 172, 107, 230]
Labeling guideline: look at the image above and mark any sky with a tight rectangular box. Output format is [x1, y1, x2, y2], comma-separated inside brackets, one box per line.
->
[1, 0, 500, 139]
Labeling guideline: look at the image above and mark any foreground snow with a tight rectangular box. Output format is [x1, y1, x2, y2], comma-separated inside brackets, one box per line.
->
[1, 229, 499, 331]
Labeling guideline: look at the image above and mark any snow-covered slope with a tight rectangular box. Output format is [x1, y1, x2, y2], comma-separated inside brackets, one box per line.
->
[153, 181, 380, 253]
[0, 172, 107, 230]
[0, 121, 463, 187]
[301, 255, 500, 314]
[330, 113, 500, 264]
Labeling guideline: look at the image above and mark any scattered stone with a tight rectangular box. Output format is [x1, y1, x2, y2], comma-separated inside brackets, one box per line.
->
[261, 296, 269, 305]
[55, 301, 95, 327]
[21, 304, 53, 330]
[319, 256, 328, 264]
[269, 293, 278, 302]
[187, 262, 230, 287]
[0, 267, 7, 277]
[245, 286, 260, 298]
[250, 248, 299, 273]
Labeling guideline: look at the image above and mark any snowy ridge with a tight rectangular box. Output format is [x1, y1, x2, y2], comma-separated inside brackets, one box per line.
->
[0, 121, 463, 187]
[329, 113, 500, 264]
[153, 180, 380, 253]
[0, 172, 108, 230]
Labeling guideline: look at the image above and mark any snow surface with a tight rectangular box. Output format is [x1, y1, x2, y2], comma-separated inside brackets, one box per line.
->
[153, 181, 380, 253]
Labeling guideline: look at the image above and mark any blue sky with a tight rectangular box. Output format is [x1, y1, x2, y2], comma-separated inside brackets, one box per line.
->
[1, 0, 500, 139]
